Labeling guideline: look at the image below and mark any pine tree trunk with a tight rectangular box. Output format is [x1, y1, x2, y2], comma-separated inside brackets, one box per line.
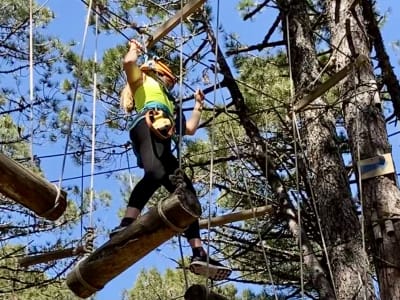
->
[327, 0, 400, 298]
[281, 1, 374, 298]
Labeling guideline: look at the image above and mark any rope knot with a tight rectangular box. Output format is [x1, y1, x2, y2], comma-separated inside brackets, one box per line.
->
[82, 227, 95, 253]
[169, 168, 186, 190]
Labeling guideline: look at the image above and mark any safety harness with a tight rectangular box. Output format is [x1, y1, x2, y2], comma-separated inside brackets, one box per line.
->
[128, 58, 179, 139]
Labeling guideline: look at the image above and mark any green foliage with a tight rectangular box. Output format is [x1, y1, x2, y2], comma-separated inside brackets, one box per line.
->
[0, 245, 80, 299]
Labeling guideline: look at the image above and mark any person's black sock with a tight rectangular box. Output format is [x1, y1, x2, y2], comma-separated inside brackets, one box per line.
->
[120, 217, 135, 227]
[192, 247, 206, 257]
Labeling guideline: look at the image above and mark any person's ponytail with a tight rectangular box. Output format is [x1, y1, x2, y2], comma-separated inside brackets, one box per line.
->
[120, 83, 135, 113]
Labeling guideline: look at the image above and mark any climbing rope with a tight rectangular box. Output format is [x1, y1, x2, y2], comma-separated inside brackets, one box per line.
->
[353, 66, 369, 300]
[284, 14, 305, 298]
[58, 0, 94, 190]
[29, 0, 34, 165]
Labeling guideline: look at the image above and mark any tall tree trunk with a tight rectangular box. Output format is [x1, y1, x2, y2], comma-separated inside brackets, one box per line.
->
[281, 1, 373, 298]
[327, 0, 400, 298]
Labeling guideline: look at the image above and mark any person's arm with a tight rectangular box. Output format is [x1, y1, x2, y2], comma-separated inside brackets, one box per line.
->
[185, 89, 204, 136]
[123, 39, 143, 89]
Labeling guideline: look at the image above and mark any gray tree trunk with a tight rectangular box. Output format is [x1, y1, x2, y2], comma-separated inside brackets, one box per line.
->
[327, 0, 400, 298]
[281, 1, 373, 298]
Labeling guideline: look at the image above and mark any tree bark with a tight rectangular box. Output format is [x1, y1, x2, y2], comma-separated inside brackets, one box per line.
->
[0, 152, 67, 221]
[327, 0, 400, 298]
[66, 188, 201, 298]
[281, 0, 374, 298]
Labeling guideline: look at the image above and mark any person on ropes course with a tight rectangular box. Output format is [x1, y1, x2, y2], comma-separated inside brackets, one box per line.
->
[110, 39, 231, 280]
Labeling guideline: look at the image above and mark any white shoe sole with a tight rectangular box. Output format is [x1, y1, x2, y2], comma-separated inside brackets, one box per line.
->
[189, 261, 232, 281]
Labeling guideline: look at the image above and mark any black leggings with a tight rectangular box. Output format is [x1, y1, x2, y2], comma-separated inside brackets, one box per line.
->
[128, 119, 200, 240]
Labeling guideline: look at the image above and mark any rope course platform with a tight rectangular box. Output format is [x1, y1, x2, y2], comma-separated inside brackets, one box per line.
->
[145, 0, 206, 49]
[289, 54, 369, 114]
[0, 152, 67, 221]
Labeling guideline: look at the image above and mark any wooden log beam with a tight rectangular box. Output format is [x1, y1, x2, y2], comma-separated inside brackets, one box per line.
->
[66, 188, 201, 298]
[184, 284, 229, 300]
[146, 0, 206, 49]
[291, 54, 368, 113]
[19, 246, 86, 268]
[199, 205, 273, 229]
[0, 153, 67, 221]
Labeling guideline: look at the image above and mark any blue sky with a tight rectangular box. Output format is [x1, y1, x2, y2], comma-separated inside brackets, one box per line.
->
[36, 0, 400, 299]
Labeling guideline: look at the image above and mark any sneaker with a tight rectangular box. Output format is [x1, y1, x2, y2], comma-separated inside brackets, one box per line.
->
[109, 225, 127, 238]
[109, 217, 136, 239]
[189, 255, 232, 281]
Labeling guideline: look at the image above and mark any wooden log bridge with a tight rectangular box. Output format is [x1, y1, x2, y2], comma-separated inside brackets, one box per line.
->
[0, 152, 67, 221]
[184, 284, 229, 300]
[66, 188, 201, 298]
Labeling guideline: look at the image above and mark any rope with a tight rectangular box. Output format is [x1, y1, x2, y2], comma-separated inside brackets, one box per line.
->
[176, 0, 188, 291]
[292, 116, 339, 298]
[125, 144, 135, 190]
[73, 259, 99, 293]
[285, 14, 305, 298]
[29, 0, 34, 165]
[157, 200, 188, 232]
[200, 0, 222, 285]
[58, 0, 94, 190]
[221, 100, 278, 299]
[354, 66, 368, 300]
[88, 5, 99, 230]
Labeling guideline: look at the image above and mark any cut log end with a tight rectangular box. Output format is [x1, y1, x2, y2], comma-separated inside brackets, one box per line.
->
[66, 260, 103, 298]
[38, 190, 68, 221]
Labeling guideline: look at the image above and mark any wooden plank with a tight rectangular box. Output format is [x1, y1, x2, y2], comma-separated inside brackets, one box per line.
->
[292, 54, 369, 113]
[19, 246, 86, 268]
[66, 188, 201, 298]
[0, 153, 67, 221]
[146, 0, 206, 49]
[199, 205, 273, 229]
[358, 153, 395, 180]
[184, 284, 229, 300]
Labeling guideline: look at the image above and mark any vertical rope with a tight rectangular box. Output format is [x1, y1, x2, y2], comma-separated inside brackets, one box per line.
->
[29, 0, 34, 164]
[285, 14, 305, 298]
[221, 101, 278, 299]
[88, 7, 99, 229]
[285, 12, 338, 298]
[354, 67, 368, 300]
[58, 0, 94, 189]
[80, 146, 85, 238]
[126, 147, 134, 190]
[177, 0, 189, 291]
[202, 0, 222, 285]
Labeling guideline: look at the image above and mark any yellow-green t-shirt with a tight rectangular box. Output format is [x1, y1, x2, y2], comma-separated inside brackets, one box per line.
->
[134, 75, 174, 115]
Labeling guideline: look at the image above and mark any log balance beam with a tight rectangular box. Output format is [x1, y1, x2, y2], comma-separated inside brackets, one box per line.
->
[0, 152, 67, 221]
[199, 205, 272, 229]
[184, 284, 229, 300]
[19, 205, 272, 268]
[19, 246, 86, 268]
[66, 188, 201, 298]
